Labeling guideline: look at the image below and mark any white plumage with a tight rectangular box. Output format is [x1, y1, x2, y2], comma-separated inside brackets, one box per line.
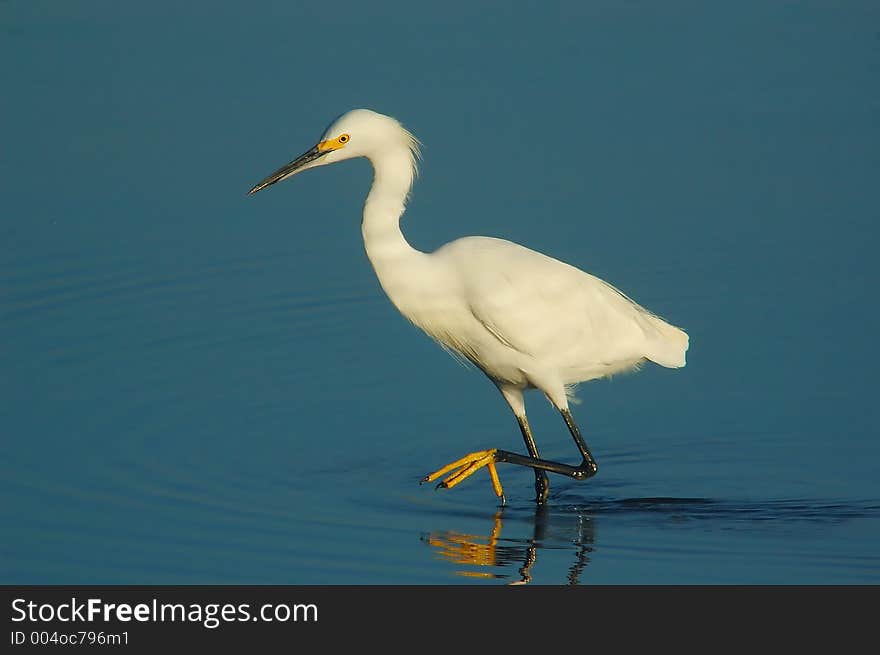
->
[249, 108, 688, 504]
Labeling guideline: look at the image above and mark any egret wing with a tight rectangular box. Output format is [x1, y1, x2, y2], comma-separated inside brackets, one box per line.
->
[446, 237, 678, 369]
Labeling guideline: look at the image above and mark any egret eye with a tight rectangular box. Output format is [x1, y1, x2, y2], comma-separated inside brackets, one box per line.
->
[338, 134, 350, 144]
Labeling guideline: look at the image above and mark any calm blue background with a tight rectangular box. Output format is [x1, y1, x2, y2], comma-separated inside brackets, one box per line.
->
[2, 0, 878, 583]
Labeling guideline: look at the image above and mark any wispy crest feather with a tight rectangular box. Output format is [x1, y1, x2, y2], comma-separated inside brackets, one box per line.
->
[394, 119, 422, 197]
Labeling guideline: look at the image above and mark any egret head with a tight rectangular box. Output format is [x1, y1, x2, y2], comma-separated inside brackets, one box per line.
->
[248, 109, 419, 195]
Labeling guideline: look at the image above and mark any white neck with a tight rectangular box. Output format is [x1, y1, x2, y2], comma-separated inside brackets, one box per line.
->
[361, 146, 427, 308]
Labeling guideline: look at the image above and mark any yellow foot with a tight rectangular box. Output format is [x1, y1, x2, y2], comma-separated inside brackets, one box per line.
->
[421, 449, 505, 503]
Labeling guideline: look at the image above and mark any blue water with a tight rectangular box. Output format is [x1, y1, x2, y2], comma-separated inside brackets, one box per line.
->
[2, 1, 879, 584]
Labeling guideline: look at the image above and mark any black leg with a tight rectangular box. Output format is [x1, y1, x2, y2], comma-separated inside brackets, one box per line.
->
[494, 408, 598, 481]
[493, 450, 597, 479]
[421, 407, 597, 502]
[560, 408, 598, 477]
[516, 415, 550, 503]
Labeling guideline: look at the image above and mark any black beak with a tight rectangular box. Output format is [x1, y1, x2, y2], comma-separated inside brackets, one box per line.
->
[247, 144, 327, 195]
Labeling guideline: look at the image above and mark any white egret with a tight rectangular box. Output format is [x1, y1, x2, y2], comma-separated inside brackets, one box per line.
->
[248, 109, 688, 504]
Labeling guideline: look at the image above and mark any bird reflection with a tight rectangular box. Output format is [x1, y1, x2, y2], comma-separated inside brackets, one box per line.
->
[422, 505, 595, 584]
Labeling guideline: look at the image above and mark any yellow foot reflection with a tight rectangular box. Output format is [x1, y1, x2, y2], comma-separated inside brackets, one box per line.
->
[425, 512, 504, 573]
[421, 448, 505, 503]
[422, 512, 536, 584]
